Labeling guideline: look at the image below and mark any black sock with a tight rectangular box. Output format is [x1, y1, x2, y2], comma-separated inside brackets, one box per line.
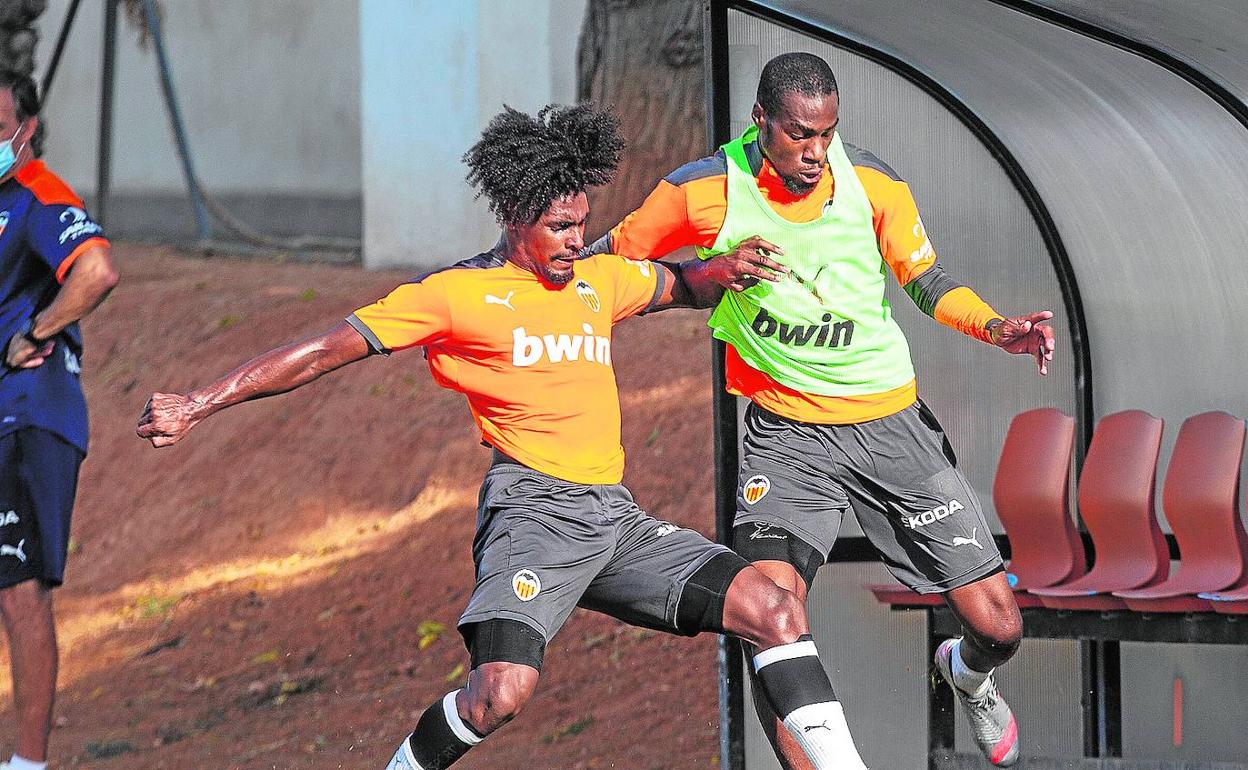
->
[402, 691, 483, 769]
[751, 634, 838, 717]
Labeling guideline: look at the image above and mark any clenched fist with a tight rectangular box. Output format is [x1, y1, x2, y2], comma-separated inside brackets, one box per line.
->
[136, 392, 203, 447]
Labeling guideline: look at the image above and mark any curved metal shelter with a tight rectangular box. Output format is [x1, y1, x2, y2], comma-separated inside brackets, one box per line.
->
[1024, 0, 1248, 108]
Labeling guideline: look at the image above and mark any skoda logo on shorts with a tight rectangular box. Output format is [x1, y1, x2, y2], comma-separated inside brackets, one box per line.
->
[512, 569, 542, 602]
[743, 475, 771, 505]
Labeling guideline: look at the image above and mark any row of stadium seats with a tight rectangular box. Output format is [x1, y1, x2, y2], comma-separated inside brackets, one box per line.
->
[868, 408, 1248, 614]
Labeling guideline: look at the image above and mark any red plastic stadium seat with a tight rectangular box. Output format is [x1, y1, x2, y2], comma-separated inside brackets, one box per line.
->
[1030, 410, 1168, 610]
[1200, 584, 1248, 616]
[1115, 412, 1247, 612]
[866, 583, 943, 607]
[994, 409, 1082, 608]
[867, 409, 1080, 610]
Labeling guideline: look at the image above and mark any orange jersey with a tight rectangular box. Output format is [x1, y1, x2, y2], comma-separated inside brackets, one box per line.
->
[605, 139, 1001, 424]
[348, 251, 663, 484]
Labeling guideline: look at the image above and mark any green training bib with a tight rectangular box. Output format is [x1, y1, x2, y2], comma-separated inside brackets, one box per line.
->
[699, 126, 915, 396]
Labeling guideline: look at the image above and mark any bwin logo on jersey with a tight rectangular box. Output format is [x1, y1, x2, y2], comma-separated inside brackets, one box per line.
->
[512, 325, 611, 367]
[58, 206, 103, 245]
[904, 499, 964, 530]
[751, 308, 854, 349]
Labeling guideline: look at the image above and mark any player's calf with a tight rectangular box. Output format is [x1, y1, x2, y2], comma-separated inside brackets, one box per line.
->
[721, 567, 868, 770]
[386, 621, 543, 770]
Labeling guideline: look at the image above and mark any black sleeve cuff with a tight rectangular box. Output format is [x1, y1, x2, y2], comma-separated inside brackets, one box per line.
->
[345, 314, 388, 355]
[904, 262, 961, 317]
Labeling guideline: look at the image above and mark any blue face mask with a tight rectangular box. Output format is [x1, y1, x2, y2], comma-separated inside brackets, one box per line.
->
[0, 123, 27, 179]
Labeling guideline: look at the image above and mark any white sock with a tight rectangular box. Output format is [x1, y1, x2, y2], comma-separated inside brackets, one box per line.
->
[951, 638, 992, 696]
[782, 701, 868, 770]
[384, 739, 423, 770]
[8, 756, 47, 770]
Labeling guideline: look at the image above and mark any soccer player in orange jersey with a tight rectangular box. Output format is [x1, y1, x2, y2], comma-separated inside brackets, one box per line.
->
[138, 104, 873, 769]
[592, 53, 1056, 768]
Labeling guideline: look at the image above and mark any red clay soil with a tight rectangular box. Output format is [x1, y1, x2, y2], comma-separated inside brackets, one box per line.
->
[5, 244, 724, 770]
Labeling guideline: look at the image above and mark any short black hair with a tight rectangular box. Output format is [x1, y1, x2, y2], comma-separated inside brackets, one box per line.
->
[756, 53, 838, 116]
[463, 103, 623, 226]
[0, 69, 44, 158]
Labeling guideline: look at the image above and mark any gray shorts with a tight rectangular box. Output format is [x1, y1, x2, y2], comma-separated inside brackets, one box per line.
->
[460, 456, 738, 641]
[733, 401, 1002, 594]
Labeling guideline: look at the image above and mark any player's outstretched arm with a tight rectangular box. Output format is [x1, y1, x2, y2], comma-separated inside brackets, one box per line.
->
[988, 311, 1056, 376]
[137, 321, 371, 447]
[652, 235, 790, 311]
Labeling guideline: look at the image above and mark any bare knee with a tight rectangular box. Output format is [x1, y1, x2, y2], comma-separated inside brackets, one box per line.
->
[961, 595, 1022, 663]
[971, 607, 1022, 656]
[726, 576, 809, 648]
[947, 574, 1022, 661]
[460, 662, 538, 736]
[0, 581, 52, 626]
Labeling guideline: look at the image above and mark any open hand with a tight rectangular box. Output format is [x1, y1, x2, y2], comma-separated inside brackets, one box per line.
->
[137, 392, 202, 447]
[991, 311, 1056, 375]
[704, 235, 789, 292]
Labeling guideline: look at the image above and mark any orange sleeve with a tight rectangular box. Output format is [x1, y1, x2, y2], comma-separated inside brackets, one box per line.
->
[933, 287, 1003, 343]
[601, 254, 661, 321]
[609, 176, 727, 260]
[856, 166, 936, 286]
[348, 277, 453, 352]
[856, 165, 1004, 342]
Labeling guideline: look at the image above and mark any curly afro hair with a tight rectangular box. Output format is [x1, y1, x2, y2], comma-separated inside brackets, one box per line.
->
[464, 103, 623, 226]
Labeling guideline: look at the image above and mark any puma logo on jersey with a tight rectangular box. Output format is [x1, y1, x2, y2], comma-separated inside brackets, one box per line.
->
[1, 539, 26, 563]
[803, 720, 831, 733]
[952, 527, 983, 550]
[512, 325, 611, 367]
[484, 291, 515, 311]
[0, 511, 18, 527]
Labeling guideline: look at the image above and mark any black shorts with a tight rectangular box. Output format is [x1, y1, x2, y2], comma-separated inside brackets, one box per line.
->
[732, 401, 1002, 594]
[460, 457, 744, 643]
[0, 428, 84, 588]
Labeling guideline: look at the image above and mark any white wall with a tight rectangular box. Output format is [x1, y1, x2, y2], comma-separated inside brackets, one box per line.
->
[359, 0, 588, 268]
[32, 1, 589, 256]
[35, 0, 362, 196]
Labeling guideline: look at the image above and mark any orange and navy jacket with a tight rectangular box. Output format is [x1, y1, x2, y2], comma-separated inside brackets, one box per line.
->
[0, 160, 109, 451]
[595, 139, 1002, 424]
[348, 251, 665, 484]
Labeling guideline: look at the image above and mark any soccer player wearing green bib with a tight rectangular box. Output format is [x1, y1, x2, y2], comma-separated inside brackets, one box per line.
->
[594, 53, 1054, 767]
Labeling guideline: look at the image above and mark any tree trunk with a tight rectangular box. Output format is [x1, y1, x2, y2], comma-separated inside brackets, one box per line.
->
[0, 0, 46, 77]
[578, 0, 705, 239]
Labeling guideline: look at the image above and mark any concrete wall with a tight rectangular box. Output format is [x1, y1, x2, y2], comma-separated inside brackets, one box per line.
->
[35, 0, 362, 238]
[33, 1, 587, 251]
[33, 0, 362, 240]
[359, 0, 588, 269]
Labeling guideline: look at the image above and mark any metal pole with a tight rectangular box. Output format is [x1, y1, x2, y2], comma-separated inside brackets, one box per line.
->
[705, 3, 744, 769]
[95, 0, 119, 227]
[41, 0, 83, 102]
[141, 0, 212, 241]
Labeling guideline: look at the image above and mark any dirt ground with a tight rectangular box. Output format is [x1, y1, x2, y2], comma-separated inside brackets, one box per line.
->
[3, 244, 726, 769]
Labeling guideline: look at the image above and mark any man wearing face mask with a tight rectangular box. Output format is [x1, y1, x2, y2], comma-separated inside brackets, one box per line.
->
[592, 53, 1055, 768]
[0, 70, 119, 770]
